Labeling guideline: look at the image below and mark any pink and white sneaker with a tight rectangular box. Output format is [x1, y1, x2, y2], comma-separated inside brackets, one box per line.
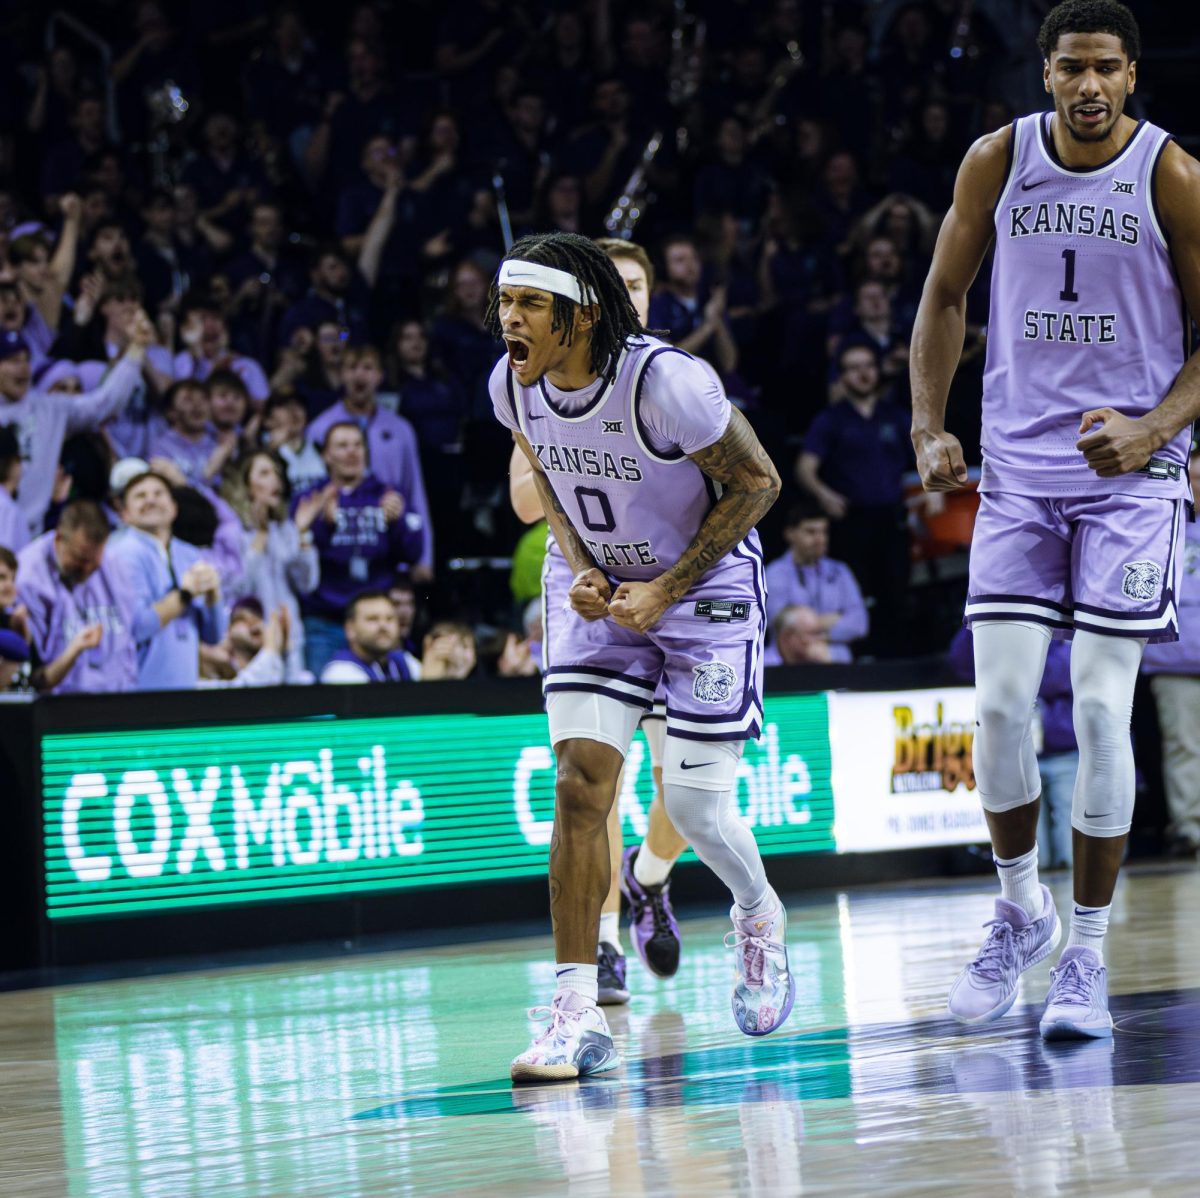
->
[725, 903, 796, 1037]
[510, 990, 621, 1084]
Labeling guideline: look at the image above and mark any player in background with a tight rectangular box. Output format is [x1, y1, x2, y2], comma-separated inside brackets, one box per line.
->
[910, 0, 1200, 1040]
[509, 239, 687, 1005]
[492, 232, 791, 1082]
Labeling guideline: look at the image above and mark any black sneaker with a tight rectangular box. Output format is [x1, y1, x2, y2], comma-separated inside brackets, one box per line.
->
[596, 941, 630, 1005]
[620, 846, 682, 978]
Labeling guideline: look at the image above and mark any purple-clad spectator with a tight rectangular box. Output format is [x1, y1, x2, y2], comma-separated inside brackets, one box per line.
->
[293, 422, 424, 677]
[0, 278, 54, 376]
[320, 590, 412, 684]
[0, 313, 153, 538]
[223, 449, 322, 679]
[308, 344, 433, 573]
[262, 392, 327, 493]
[16, 500, 138, 693]
[51, 277, 173, 459]
[156, 294, 270, 403]
[949, 627, 1078, 870]
[764, 503, 868, 664]
[148, 379, 223, 488]
[648, 235, 737, 376]
[278, 245, 370, 349]
[108, 471, 227, 690]
[10, 194, 81, 350]
[0, 427, 28, 554]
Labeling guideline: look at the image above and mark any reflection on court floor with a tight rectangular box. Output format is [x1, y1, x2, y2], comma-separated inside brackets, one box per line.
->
[2, 868, 1197, 1196]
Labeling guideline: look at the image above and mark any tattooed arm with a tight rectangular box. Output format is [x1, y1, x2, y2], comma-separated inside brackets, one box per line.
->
[512, 431, 611, 620]
[609, 407, 781, 633]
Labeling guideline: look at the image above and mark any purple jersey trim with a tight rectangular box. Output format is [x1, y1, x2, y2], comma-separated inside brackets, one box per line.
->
[538, 372, 616, 421]
[1039, 112, 1147, 174]
[968, 592, 1072, 615]
[544, 681, 654, 709]
[668, 723, 762, 743]
[993, 120, 1018, 217]
[632, 347, 690, 462]
[544, 663, 657, 689]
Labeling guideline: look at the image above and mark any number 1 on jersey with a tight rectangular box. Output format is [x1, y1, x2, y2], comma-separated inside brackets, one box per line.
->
[1060, 248, 1079, 302]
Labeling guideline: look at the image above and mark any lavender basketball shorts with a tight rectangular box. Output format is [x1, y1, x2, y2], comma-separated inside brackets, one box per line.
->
[965, 492, 1186, 642]
[542, 561, 764, 742]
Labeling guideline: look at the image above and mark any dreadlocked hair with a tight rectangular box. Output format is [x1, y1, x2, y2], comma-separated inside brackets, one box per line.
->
[486, 232, 649, 383]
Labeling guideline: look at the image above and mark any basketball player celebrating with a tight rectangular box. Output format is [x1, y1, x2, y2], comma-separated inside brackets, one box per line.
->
[492, 232, 791, 1082]
[509, 238, 689, 1006]
[911, 0, 1200, 1040]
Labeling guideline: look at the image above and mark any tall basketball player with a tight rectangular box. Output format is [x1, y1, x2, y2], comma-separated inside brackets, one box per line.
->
[491, 232, 792, 1082]
[509, 239, 689, 1007]
[911, 0, 1200, 1040]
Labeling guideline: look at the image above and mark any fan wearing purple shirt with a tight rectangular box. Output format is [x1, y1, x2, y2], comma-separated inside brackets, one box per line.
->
[293, 421, 424, 678]
[16, 500, 138, 694]
[307, 344, 434, 577]
[764, 501, 868, 664]
[108, 471, 227, 690]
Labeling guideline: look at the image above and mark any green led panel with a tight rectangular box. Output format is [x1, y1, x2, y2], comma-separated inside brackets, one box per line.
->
[41, 695, 833, 920]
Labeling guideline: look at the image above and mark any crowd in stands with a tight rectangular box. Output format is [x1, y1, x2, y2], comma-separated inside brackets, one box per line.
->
[0, 1, 1181, 712]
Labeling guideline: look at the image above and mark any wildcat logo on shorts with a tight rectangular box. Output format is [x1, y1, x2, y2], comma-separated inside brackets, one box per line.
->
[692, 661, 737, 704]
[1121, 560, 1162, 601]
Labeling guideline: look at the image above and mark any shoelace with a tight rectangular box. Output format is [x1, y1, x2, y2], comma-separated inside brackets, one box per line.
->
[969, 919, 1017, 982]
[646, 887, 675, 939]
[723, 928, 784, 988]
[1048, 958, 1099, 1004]
[525, 1001, 584, 1048]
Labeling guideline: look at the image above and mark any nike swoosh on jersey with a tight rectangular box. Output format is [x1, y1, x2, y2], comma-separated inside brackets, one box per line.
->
[1020, 179, 1051, 191]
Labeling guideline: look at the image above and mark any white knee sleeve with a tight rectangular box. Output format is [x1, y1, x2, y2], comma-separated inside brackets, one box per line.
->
[1070, 631, 1142, 837]
[547, 691, 644, 757]
[661, 736, 766, 908]
[661, 735, 744, 792]
[972, 621, 1050, 813]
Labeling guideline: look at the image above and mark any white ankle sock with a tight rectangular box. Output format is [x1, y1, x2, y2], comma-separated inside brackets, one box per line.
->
[735, 886, 778, 921]
[1066, 903, 1110, 961]
[555, 963, 598, 1004]
[633, 843, 673, 888]
[598, 912, 622, 953]
[994, 847, 1042, 918]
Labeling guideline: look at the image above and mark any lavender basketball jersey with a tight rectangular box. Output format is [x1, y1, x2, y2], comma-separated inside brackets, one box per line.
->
[491, 337, 761, 609]
[982, 113, 1188, 498]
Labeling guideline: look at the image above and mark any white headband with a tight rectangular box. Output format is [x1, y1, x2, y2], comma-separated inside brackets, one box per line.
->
[498, 259, 595, 305]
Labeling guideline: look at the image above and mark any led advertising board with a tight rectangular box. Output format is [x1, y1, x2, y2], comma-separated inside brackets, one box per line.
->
[42, 694, 834, 921]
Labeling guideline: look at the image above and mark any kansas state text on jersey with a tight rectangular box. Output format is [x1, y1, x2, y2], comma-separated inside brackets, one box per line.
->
[982, 112, 1188, 498]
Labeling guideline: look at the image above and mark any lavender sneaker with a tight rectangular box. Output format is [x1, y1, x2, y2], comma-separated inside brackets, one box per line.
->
[948, 884, 1061, 1025]
[1039, 946, 1113, 1041]
[725, 903, 796, 1037]
[596, 942, 630, 1005]
[619, 846, 681, 978]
